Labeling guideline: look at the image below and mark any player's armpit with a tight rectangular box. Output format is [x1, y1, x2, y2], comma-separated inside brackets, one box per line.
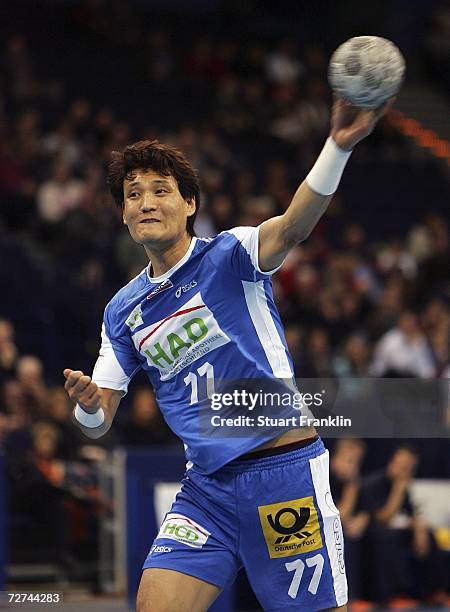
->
[258, 182, 331, 272]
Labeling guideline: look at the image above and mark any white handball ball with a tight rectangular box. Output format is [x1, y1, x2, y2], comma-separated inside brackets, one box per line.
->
[328, 36, 405, 108]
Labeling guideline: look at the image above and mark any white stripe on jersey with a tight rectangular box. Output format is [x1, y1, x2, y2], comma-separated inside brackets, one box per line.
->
[309, 451, 348, 607]
[242, 280, 293, 378]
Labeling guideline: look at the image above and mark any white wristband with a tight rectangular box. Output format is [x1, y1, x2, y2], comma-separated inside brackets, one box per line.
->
[74, 404, 105, 428]
[306, 137, 352, 196]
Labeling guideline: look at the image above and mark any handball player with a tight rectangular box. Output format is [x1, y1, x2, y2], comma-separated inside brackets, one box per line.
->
[64, 97, 391, 611]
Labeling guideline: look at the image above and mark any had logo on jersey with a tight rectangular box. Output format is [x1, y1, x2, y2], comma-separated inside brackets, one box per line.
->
[133, 292, 230, 380]
[155, 514, 210, 549]
[258, 496, 323, 559]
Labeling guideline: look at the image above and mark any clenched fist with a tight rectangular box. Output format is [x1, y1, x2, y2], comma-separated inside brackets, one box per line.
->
[63, 369, 102, 413]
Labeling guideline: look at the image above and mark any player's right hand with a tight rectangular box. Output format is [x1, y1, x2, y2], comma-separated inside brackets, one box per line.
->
[330, 95, 395, 151]
[63, 368, 102, 413]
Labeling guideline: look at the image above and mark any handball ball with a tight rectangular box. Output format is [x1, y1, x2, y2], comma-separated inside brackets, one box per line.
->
[328, 36, 405, 108]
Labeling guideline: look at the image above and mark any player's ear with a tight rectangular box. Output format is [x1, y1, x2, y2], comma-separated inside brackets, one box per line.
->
[122, 207, 127, 225]
[186, 197, 196, 217]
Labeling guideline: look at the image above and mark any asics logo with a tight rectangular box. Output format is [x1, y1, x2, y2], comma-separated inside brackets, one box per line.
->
[175, 280, 197, 298]
[150, 545, 172, 554]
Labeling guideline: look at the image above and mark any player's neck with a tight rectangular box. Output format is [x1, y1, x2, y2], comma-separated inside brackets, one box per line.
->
[145, 233, 193, 278]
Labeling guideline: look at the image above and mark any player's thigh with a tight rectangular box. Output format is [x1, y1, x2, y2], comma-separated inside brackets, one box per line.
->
[137, 567, 221, 612]
[238, 441, 348, 610]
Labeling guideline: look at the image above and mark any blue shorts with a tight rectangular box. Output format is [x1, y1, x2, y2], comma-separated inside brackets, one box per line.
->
[143, 439, 348, 611]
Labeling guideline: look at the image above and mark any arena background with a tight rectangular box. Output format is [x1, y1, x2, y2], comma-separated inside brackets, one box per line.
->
[0, 0, 449, 610]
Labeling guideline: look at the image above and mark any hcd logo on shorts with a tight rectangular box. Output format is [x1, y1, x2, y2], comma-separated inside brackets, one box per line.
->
[155, 514, 210, 549]
[258, 496, 323, 559]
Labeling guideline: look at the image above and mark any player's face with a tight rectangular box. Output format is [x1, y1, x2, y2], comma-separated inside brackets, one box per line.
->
[122, 169, 195, 246]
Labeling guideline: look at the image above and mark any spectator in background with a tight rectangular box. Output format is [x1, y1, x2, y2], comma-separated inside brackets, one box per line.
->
[370, 311, 436, 377]
[265, 38, 304, 87]
[46, 386, 83, 460]
[377, 238, 417, 280]
[283, 324, 303, 375]
[330, 439, 369, 599]
[238, 79, 271, 137]
[7, 421, 70, 565]
[298, 327, 333, 377]
[316, 290, 344, 346]
[333, 333, 370, 378]
[270, 79, 328, 146]
[425, 0, 450, 93]
[92, 107, 115, 149]
[30, 421, 65, 487]
[0, 380, 29, 448]
[407, 220, 434, 264]
[0, 319, 18, 385]
[430, 332, 450, 377]
[367, 276, 406, 340]
[41, 119, 83, 167]
[118, 387, 178, 447]
[15, 109, 41, 168]
[16, 355, 48, 417]
[264, 160, 291, 211]
[418, 218, 450, 296]
[67, 98, 92, 142]
[215, 75, 244, 134]
[289, 263, 320, 327]
[37, 159, 86, 223]
[360, 445, 448, 606]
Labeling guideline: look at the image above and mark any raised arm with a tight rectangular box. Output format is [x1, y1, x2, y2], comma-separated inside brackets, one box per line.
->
[258, 98, 393, 271]
[63, 368, 124, 439]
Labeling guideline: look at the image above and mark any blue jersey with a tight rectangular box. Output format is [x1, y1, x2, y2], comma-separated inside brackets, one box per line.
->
[92, 226, 295, 473]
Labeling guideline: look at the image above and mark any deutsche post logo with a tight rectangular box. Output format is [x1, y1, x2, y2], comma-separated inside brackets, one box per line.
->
[258, 496, 323, 559]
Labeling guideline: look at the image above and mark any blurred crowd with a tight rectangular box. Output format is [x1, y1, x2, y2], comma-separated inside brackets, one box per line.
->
[0, 0, 449, 603]
[0, 330, 176, 580]
[424, 0, 450, 94]
[329, 439, 448, 607]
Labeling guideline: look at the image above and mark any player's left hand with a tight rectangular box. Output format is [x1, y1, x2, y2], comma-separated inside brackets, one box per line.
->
[330, 96, 395, 151]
